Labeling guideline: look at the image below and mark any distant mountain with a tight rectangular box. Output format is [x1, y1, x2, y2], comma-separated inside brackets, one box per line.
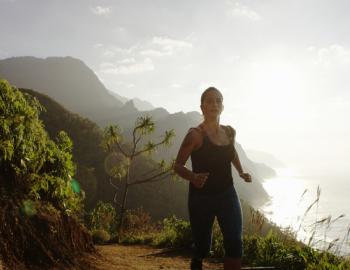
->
[107, 90, 129, 103]
[19, 88, 189, 219]
[1, 56, 271, 207]
[0, 56, 123, 123]
[246, 150, 285, 169]
[107, 89, 155, 111]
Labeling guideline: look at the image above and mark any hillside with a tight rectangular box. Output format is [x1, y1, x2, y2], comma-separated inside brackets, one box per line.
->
[19, 88, 189, 219]
[1, 56, 271, 207]
[0, 80, 95, 270]
[0, 56, 123, 123]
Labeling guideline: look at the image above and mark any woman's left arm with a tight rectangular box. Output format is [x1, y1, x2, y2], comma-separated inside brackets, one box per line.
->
[228, 126, 252, 183]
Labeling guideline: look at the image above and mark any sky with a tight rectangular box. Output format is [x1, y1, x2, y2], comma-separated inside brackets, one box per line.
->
[1, 0, 350, 177]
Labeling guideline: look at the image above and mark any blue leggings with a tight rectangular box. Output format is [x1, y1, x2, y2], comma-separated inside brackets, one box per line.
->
[188, 186, 243, 259]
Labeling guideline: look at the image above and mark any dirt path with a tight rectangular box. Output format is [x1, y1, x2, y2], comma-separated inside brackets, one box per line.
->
[86, 244, 222, 270]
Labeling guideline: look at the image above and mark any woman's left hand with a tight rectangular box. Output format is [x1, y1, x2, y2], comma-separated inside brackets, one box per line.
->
[239, 172, 252, 183]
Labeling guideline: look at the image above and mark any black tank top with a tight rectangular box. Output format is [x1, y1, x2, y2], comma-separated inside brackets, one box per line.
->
[189, 125, 236, 196]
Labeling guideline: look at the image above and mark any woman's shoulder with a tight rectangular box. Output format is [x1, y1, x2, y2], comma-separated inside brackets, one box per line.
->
[185, 126, 205, 146]
[222, 125, 236, 139]
[187, 125, 205, 138]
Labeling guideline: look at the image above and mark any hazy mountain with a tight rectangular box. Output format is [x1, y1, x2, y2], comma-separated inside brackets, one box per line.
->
[107, 89, 155, 111]
[19, 88, 189, 219]
[0, 56, 123, 123]
[246, 150, 286, 169]
[132, 97, 155, 111]
[1, 56, 271, 207]
[107, 89, 129, 103]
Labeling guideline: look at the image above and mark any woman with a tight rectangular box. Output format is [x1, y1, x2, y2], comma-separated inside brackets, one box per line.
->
[174, 87, 252, 270]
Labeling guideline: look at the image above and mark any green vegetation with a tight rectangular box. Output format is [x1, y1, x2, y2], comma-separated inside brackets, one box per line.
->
[101, 205, 350, 270]
[21, 88, 189, 220]
[0, 80, 83, 212]
[20, 88, 106, 209]
[92, 229, 111, 244]
[153, 215, 192, 248]
[102, 116, 175, 235]
[85, 201, 347, 269]
[2, 78, 349, 269]
[0, 80, 94, 269]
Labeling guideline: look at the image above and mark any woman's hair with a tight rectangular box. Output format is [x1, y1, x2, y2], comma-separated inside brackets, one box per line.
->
[200, 87, 223, 105]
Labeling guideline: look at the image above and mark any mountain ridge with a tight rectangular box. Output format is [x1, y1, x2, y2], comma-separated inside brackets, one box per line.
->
[0, 56, 271, 207]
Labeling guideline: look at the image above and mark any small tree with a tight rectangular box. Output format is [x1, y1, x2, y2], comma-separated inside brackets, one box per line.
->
[102, 116, 175, 236]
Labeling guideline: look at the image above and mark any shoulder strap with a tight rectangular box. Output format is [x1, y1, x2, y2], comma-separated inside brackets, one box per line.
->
[223, 125, 236, 142]
[187, 126, 205, 150]
[189, 126, 205, 137]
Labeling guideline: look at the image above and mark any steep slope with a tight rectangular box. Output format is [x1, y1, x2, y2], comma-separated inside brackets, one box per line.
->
[19, 88, 189, 219]
[0, 56, 123, 122]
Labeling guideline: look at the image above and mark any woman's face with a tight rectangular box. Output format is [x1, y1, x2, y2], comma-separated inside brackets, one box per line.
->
[200, 90, 223, 117]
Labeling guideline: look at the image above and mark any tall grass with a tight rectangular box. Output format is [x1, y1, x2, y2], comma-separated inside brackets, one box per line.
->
[86, 192, 350, 269]
[291, 186, 350, 257]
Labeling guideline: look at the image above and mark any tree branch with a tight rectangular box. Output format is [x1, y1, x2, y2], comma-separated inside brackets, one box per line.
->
[114, 141, 129, 157]
[134, 138, 167, 156]
[128, 170, 171, 186]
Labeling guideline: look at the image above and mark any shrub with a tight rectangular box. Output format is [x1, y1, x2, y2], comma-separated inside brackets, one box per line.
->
[0, 79, 92, 269]
[88, 201, 117, 234]
[153, 215, 192, 248]
[0, 79, 83, 214]
[92, 229, 111, 244]
[123, 207, 152, 232]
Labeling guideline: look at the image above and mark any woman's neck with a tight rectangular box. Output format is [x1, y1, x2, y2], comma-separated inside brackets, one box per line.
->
[202, 119, 220, 134]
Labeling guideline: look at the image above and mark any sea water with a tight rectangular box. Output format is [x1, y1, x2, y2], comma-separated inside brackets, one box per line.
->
[259, 168, 350, 256]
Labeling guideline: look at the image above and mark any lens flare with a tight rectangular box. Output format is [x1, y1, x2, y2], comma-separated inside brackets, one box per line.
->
[71, 178, 81, 194]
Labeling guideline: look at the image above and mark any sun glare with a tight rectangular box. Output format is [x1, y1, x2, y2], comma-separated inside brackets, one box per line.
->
[261, 175, 307, 229]
[250, 60, 303, 111]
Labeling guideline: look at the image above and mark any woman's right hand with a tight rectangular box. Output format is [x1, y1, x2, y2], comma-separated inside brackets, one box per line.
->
[191, 172, 209, 189]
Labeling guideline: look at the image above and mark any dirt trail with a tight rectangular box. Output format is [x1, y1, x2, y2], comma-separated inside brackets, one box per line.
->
[86, 244, 222, 270]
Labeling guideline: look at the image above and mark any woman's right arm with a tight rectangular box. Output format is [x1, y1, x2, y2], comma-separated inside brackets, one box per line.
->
[173, 129, 209, 189]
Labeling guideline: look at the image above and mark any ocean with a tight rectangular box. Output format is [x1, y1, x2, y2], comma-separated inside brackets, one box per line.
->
[259, 168, 350, 256]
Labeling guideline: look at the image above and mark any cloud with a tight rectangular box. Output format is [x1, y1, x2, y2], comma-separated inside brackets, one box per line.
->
[139, 37, 193, 57]
[139, 49, 172, 57]
[98, 37, 192, 76]
[103, 50, 116, 57]
[151, 36, 193, 54]
[171, 83, 183, 88]
[102, 45, 139, 58]
[90, 6, 111, 16]
[100, 58, 154, 75]
[227, 2, 261, 21]
[313, 44, 350, 67]
[93, 43, 104, 49]
[117, 58, 136, 64]
[101, 37, 192, 60]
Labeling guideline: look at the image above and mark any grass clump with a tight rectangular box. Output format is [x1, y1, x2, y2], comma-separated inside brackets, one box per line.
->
[152, 215, 192, 248]
[119, 207, 158, 245]
[92, 229, 111, 244]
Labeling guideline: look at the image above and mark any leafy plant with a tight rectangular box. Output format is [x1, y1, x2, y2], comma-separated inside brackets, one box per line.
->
[0, 79, 83, 213]
[102, 116, 175, 236]
[153, 215, 192, 248]
[92, 229, 111, 244]
[88, 201, 117, 234]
